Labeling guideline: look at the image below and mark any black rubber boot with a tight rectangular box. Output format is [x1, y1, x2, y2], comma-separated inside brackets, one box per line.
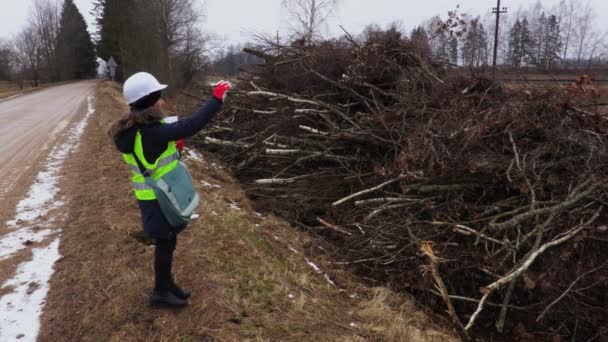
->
[150, 290, 188, 308]
[170, 283, 191, 300]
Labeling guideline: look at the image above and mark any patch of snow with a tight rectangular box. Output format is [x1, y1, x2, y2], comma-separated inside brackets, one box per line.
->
[184, 148, 204, 164]
[305, 257, 321, 273]
[3, 94, 95, 259]
[288, 293, 295, 300]
[0, 228, 54, 260]
[190, 213, 200, 219]
[305, 257, 336, 286]
[350, 322, 358, 328]
[0, 94, 95, 341]
[201, 180, 221, 189]
[0, 238, 60, 342]
[229, 202, 241, 211]
[255, 224, 260, 228]
[255, 212, 263, 217]
[324, 274, 336, 286]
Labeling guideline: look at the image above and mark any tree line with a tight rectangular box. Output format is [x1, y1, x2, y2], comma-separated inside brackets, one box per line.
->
[94, 0, 208, 91]
[413, 0, 605, 71]
[0, 0, 96, 87]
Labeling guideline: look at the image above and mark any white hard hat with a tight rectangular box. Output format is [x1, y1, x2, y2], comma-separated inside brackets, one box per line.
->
[123, 72, 167, 105]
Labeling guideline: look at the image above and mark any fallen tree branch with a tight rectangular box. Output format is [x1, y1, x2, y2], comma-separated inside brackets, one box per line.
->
[421, 242, 470, 340]
[366, 202, 415, 220]
[465, 206, 603, 331]
[490, 182, 601, 231]
[318, 218, 352, 236]
[332, 174, 408, 206]
[204, 137, 253, 149]
[429, 221, 510, 247]
[243, 47, 276, 61]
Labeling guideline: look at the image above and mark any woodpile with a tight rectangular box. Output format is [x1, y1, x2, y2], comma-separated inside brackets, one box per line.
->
[195, 29, 608, 340]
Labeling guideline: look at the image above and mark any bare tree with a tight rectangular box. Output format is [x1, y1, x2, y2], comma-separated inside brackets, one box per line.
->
[574, 1, 593, 64]
[585, 31, 607, 68]
[29, 0, 60, 81]
[13, 27, 41, 87]
[558, 0, 576, 60]
[281, 0, 340, 43]
[154, 0, 209, 89]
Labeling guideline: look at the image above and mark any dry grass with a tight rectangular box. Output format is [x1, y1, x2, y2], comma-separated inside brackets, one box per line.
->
[38, 81, 458, 341]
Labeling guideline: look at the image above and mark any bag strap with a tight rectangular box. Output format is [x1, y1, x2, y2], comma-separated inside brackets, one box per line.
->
[132, 153, 152, 178]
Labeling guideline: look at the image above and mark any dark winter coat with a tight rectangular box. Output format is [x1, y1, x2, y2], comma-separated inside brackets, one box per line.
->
[114, 97, 222, 239]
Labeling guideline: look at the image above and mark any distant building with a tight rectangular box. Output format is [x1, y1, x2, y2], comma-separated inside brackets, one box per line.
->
[97, 58, 107, 78]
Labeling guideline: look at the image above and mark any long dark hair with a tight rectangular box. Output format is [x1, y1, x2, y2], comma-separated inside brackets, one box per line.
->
[108, 107, 165, 139]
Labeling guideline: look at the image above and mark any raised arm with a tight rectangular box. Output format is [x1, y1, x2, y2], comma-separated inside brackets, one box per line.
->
[144, 81, 232, 142]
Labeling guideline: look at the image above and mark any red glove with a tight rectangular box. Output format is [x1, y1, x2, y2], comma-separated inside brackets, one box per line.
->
[213, 80, 232, 102]
[176, 139, 185, 151]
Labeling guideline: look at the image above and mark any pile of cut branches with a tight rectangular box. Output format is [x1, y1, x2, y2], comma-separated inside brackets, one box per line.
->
[192, 29, 608, 341]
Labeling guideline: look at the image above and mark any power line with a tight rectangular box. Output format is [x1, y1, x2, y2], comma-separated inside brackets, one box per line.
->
[492, 0, 508, 76]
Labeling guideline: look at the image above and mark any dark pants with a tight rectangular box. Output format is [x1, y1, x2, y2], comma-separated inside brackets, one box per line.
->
[154, 234, 177, 294]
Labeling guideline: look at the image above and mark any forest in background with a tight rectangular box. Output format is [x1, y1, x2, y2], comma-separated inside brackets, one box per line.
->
[0, 0, 95, 87]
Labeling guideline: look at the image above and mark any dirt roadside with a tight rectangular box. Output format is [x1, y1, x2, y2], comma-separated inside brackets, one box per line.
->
[37, 82, 459, 341]
[0, 81, 97, 341]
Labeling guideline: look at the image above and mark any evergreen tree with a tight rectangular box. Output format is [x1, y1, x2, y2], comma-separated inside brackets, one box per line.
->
[94, 0, 131, 81]
[95, 0, 204, 88]
[531, 12, 547, 67]
[508, 19, 523, 69]
[56, 0, 96, 80]
[410, 26, 431, 53]
[461, 18, 488, 68]
[542, 15, 562, 70]
[520, 18, 535, 66]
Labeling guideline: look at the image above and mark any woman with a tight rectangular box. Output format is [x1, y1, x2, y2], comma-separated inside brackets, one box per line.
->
[109, 72, 231, 308]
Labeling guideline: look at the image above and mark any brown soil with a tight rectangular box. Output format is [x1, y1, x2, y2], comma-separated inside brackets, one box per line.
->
[37, 81, 458, 341]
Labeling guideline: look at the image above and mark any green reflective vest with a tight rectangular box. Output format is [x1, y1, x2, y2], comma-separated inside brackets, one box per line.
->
[122, 130, 179, 201]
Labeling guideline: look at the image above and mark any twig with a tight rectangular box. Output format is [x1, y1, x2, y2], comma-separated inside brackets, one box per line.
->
[299, 125, 329, 135]
[203, 137, 253, 149]
[248, 90, 359, 127]
[509, 130, 536, 208]
[265, 148, 302, 155]
[243, 47, 276, 61]
[181, 90, 205, 101]
[366, 202, 415, 220]
[465, 206, 602, 331]
[496, 279, 517, 333]
[490, 182, 601, 231]
[355, 197, 420, 206]
[536, 263, 607, 322]
[427, 290, 526, 310]
[332, 174, 408, 206]
[232, 106, 278, 114]
[309, 69, 375, 114]
[317, 218, 352, 236]
[429, 221, 510, 247]
[339, 25, 360, 47]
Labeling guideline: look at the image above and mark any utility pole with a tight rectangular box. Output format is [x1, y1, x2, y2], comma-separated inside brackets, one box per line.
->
[492, 0, 508, 76]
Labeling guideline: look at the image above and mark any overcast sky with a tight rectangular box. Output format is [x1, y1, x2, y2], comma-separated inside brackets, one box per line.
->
[1, 0, 607, 45]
